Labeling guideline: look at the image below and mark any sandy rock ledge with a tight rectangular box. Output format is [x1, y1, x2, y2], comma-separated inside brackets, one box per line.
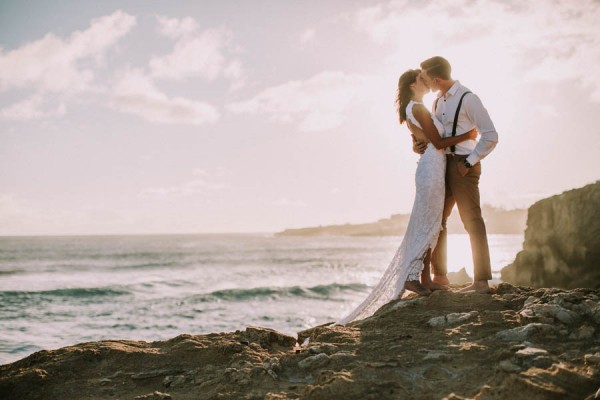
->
[1, 283, 599, 400]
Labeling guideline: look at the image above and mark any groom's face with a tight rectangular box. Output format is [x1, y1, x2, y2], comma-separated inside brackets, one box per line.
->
[420, 70, 437, 91]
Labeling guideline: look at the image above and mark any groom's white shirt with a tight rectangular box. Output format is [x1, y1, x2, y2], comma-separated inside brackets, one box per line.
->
[433, 81, 498, 165]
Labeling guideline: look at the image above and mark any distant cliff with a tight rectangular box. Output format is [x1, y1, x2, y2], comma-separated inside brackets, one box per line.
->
[276, 205, 526, 236]
[501, 181, 600, 289]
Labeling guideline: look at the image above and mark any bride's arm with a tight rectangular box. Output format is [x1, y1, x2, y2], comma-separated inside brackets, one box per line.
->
[412, 104, 476, 150]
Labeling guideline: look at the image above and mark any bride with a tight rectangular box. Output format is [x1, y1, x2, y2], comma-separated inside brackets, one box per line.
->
[332, 69, 477, 326]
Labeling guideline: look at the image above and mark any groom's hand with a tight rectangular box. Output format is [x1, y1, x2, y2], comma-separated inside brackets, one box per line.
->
[412, 138, 427, 154]
[407, 120, 427, 154]
[457, 161, 470, 177]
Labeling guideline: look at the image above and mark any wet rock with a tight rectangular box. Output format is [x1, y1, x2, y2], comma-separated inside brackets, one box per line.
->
[263, 357, 281, 372]
[514, 347, 553, 369]
[515, 347, 548, 358]
[244, 326, 297, 349]
[327, 351, 356, 368]
[495, 282, 520, 295]
[106, 370, 125, 379]
[364, 361, 398, 368]
[302, 371, 355, 399]
[585, 353, 600, 364]
[423, 351, 451, 361]
[520, 303, 578, 325]
[87, 376, 113, 385]
[163, 374, 186, 388]
[531, 356, 553, 368]
[308, 344, 339, 355]
[423, 365, 452, 380]
[262, 357, 281, 380]
[131, 369, 184, 380]
[499, 359, 521, 372]
[427, 311, 479, 327]
[223, 367, 252, 385]
[134, 391, 172, 400]
[524, 296, 538, 306]
[570, 325, 596, 340]
[496, 323, 557, 341]
[298, 353, 330, 370]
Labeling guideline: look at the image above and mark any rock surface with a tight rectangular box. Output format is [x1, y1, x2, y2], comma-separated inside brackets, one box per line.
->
[1, 284, 600, 400]
[502, 181, 600, 288]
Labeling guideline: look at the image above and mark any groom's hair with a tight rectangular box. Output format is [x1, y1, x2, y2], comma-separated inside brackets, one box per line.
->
[420, 56, 452, 80]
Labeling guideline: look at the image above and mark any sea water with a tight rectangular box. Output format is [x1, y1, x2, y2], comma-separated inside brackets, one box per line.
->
[0, 233, 523, 365]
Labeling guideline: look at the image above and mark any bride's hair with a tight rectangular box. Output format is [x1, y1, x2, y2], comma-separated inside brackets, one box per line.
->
[396, 69, 420, 124]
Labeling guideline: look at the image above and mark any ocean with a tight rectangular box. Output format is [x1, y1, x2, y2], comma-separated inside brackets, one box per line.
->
[0, 233, 523, 365]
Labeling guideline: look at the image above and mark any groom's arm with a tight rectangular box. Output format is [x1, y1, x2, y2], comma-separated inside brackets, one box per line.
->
[463, 94, 498, 165]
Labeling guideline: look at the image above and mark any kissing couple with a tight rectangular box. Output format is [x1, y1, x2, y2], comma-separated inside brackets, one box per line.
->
[333, 56, 499, 326]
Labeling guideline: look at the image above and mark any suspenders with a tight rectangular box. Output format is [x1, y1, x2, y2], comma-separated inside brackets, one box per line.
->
[434, 91, 472, 154]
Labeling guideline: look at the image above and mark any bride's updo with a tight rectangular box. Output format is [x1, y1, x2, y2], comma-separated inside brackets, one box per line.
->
[396, 69, 420, 124]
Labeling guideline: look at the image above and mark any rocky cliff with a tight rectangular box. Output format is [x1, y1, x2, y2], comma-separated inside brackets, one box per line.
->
[1, 284, 599, 400]
[501, 181, 600, 289]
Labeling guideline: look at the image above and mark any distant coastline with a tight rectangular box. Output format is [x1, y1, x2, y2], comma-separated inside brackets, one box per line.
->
[275, 205, 527, 236]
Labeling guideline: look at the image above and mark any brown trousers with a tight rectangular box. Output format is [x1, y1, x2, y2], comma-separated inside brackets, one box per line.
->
[431, 154, 492, 281]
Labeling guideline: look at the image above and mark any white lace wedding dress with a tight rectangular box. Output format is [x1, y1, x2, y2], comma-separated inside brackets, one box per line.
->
[332, 100, 446, 326]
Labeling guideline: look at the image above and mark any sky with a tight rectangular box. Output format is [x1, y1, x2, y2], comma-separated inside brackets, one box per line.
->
[1, 0, 599, 235]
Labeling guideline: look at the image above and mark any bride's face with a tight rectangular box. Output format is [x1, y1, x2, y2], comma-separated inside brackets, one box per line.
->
[411, 74, 429, 97]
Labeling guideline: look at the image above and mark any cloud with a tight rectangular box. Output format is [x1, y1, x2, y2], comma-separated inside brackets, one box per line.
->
[227, 71, 376, 131]
[0, 10, 136, 94]
[352, 0, 600, 100]
[109, 67, 220, 125]
[150, 16, 246, 90]
[156, 15, 199, 39]
[0, 94, 66, 121]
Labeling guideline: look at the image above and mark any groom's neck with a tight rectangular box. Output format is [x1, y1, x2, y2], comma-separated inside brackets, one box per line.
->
[438, 79, 456, 96]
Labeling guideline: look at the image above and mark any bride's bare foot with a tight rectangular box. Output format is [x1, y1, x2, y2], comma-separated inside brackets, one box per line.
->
[404, 280, 432, 296]
[458, 280, 491, 294]
[432, 275, 450, 286]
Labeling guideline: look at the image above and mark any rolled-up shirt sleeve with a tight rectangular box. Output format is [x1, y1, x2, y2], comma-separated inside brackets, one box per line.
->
[464, 94, 498, 165]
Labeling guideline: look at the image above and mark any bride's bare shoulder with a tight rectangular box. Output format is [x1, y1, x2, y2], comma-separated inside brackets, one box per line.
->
[411, 103, 429, 116]
[411, 103, 432, 126]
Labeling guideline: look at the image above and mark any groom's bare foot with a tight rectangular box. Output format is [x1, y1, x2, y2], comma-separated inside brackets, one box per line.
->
[459, 280, 491, 294]
[432, 275, 450, 286]
[404, 280, 432, 296]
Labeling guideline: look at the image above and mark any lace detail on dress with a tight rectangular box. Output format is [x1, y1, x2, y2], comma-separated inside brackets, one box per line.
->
[331, 100, 446, 326]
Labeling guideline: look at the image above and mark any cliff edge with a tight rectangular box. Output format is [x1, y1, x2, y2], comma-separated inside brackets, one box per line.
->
[501, 181, 600, 288]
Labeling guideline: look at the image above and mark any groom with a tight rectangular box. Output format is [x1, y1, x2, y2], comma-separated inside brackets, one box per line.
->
[408, 56, 499, 293]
